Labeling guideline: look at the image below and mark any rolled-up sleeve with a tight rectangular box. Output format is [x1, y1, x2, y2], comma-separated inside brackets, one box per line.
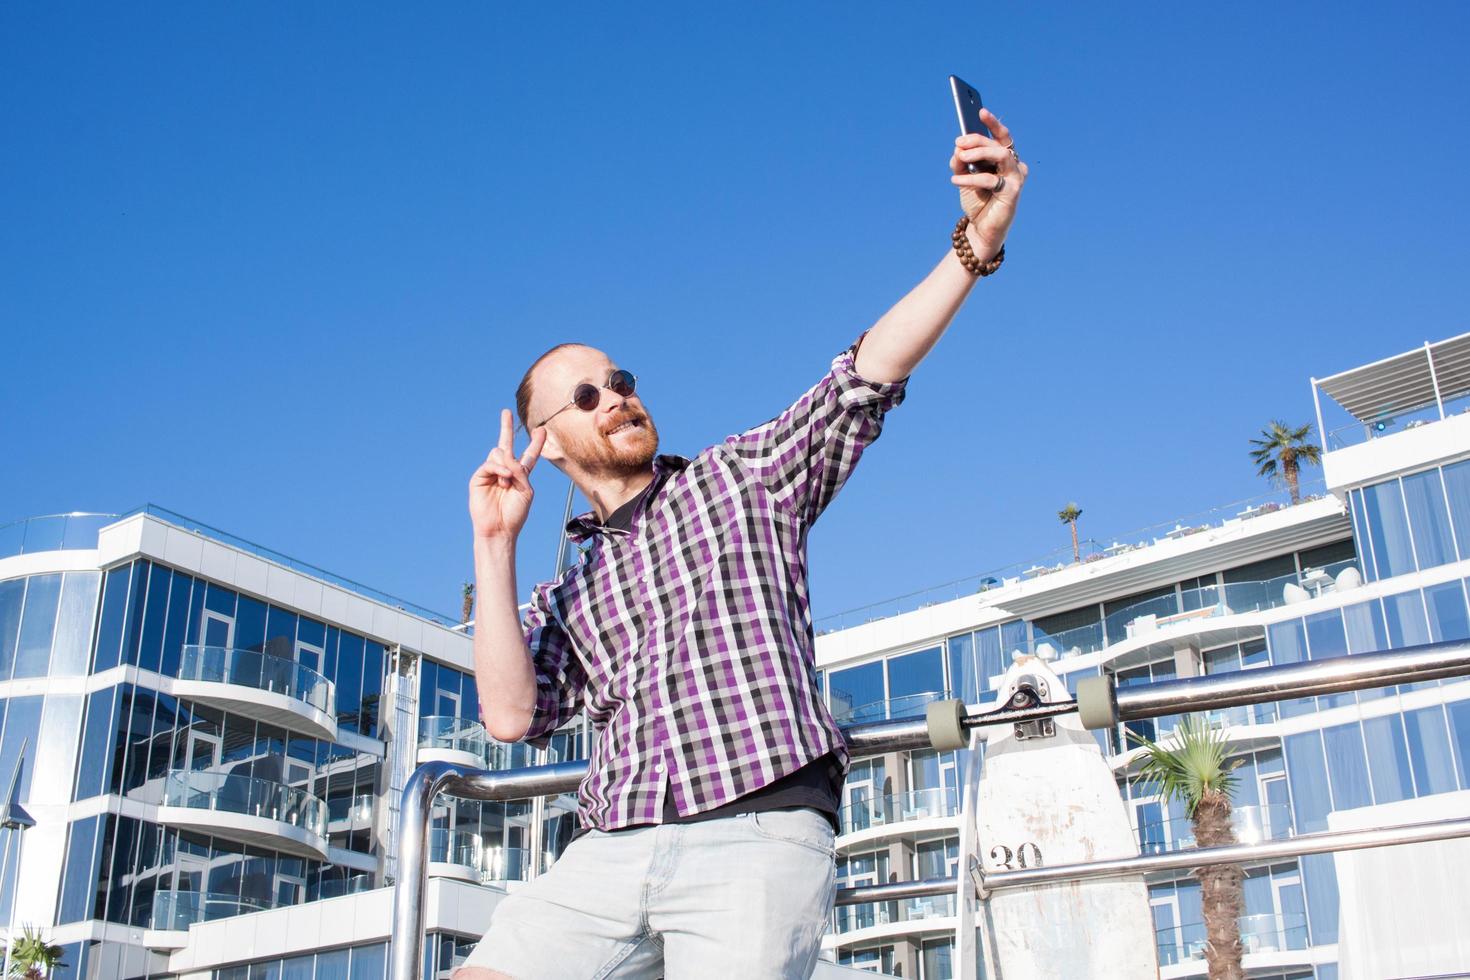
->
[722, 331, 907, 525]
[517, 581, 588, 750]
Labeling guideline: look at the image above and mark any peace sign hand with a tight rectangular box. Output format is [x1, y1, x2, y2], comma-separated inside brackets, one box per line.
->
[949, 107, 1028, 261]
[469, 410, 547, 542]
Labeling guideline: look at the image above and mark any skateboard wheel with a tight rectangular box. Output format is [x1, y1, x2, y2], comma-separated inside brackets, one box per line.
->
[926, 698, 968, 751]
[1076, 676, 1117, 730]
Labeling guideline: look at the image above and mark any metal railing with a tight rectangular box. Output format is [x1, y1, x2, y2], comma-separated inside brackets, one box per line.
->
[390, 639, 1470, 979]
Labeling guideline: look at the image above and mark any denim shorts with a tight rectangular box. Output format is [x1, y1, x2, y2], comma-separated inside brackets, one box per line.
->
[459, 806, 837, 979]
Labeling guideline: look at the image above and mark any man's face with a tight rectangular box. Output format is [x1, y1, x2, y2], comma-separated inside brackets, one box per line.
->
[530, 346, 659, 475]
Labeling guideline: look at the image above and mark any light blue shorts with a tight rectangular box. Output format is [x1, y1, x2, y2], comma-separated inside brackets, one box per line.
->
[460, 807, 837, 979]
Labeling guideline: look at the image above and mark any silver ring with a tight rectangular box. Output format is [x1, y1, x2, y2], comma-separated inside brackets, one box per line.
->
[993, 175, 1007, 195]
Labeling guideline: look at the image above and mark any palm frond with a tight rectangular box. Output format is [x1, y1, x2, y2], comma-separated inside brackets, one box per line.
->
[1127, 715, 1240, 816]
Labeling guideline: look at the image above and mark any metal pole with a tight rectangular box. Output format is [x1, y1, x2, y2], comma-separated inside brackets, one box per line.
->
[1110, 640, 1470, 725]
[982, 814, 1470, 891]
[392, 640, 1470, 979]
[832, 815, 1470, 905]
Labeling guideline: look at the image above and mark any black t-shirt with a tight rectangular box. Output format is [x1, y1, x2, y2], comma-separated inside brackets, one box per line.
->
[571, 482, 843, 840]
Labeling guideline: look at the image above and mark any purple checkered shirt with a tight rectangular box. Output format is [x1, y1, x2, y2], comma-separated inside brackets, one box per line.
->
[516, 333, 907, 831]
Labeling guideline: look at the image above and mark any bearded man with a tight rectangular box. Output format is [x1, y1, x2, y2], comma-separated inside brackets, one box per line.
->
[457, 108, 1026, 979]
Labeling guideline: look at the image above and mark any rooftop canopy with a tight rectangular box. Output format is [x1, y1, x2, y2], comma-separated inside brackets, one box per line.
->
[1315, 332, 1470, 423]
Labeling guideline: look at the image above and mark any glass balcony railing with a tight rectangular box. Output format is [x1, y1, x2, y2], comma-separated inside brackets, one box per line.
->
[1102, 560, 1362, 646]
[839, 787, 960, 836]
[177, 645, 335, 715]
[317, 874, 377, 899]
[148, 889, 273, 930]
[1154, 911, 1308, 965]
[426, 829, 540, 883]
[832, 891, 957, 934]
[326, 793, 376, 829]
[161, 769, 327, 839]
[0, 512, 117, 560]
[419, 715, 490, 761]
[1135, 804, 1293, 855]
[831, 690, 951, 726]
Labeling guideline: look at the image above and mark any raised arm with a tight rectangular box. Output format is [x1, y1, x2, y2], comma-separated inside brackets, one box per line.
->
[854, 107, 1028, 384]
[468, 410, 585, 745]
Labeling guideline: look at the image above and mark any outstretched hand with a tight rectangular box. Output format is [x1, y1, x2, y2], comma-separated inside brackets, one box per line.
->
[469, 410, 547, 543]
[950, 107, 1028, 261]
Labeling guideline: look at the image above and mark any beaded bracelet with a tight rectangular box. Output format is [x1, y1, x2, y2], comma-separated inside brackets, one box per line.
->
[952, 215, 1005, 277]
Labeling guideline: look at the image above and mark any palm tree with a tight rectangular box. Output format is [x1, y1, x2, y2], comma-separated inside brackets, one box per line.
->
[1248, 421, 1321, 505]
[460, 582, 475, 625]
[1130, 716, 1245, 980]
[1057, 503, 1083, 563]
[5, 926, 66, 978]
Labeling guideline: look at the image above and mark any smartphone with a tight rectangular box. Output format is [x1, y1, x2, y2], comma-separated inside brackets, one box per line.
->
[949, 74, 996, 174]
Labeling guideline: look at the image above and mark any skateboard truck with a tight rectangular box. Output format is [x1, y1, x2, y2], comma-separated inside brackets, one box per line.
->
[1007, 678, 1054, 741]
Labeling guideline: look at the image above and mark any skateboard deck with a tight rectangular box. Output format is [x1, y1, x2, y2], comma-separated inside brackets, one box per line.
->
[957, 653, 1158, 979]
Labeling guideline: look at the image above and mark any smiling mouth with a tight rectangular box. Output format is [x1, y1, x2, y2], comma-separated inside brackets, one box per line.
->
[605, 419, 642, 436]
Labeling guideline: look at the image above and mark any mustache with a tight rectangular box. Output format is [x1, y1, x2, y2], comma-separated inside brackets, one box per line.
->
[600, 409, 648, 435]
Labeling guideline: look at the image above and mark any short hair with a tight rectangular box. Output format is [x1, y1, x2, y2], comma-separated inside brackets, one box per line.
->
[516, 343, 591, 430]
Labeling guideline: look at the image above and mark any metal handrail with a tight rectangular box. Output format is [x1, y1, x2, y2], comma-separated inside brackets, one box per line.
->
[391, 639, 1470, 979]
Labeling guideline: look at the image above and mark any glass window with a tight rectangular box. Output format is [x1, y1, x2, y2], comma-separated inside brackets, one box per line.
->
[348, 942, 387, 979]
[1269, 619, 1315, 717]
[978, 626, 1006, 697]
[1447, 699, 1470, 790]
[121, 561, 147, 667]
[160, 570, 193, 679]
[1425, 581, 1470, 642]
[887, 647, 944, 705]
[93, 566, 131, 673]
[1362, 715, 1414, 804]
[1405, 706, 1457, 797]
[1442, 459, 1470, 560]
[32, 695, 83, 805]
[1383, 591, 1431, 647]
[830, 661, 884, 723]
[1403, 469, 1456, 569]
[1322, 723, 1371, 810]
[75, 688, 119, 800]
[137, 564, 172, 674]
[280, 954, 314, 980]
[52, 571, 101, 677]
[0, 696, 43, 799]
[1299, 853, 1340, 945]
[336, 632, 365, 732]
[235, 595, 266, 652]
[0, 579, 23, 679]
[946, 632, 978, 705]
[1284, 731, 1331, 833]
[58, 816, 103, 924]
[1350, 489, 1377, 581]
[362, 642, 385, 737]
[1362, 479, 1416, 578]
[13, 574, 62, 678]
[314, 948, 349, 980]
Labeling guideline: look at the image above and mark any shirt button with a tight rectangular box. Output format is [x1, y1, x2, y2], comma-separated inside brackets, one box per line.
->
[655, 762, 666, 774]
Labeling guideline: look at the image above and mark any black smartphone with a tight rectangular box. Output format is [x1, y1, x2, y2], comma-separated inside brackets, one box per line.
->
[949, 74, 996, 174]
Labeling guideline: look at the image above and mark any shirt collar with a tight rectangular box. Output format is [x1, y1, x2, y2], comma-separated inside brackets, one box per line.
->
[564, 454, 690, 542]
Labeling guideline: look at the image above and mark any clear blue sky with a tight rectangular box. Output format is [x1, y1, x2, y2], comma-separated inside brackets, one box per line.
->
[4, 3, 1467, 623]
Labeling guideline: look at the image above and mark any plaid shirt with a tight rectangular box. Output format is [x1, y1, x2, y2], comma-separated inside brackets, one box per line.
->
[518, 333, 907, 831]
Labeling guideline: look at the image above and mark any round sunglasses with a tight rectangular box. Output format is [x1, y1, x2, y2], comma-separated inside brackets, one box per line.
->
[533, 369, 638, 428]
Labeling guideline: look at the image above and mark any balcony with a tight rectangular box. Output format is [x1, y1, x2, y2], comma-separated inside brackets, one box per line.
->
[838, 787, 960, 846]
[830, 690, 951, 727]
[1155, 912, 1309, 970]
[158, 769, 328, 858]
[326, 793, 376, 834]
[418, 715, 489, 767]
[427, 829, 540, 884]
[1135, 804, 1293, 856]
[148, 889, 273, 932]
[0, 512, 115, 559]
[173, 645, 337, 740]
[832, 891, 956, 938]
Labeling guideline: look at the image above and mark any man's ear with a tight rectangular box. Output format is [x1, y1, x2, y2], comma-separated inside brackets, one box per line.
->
[540, 426, 566, 466]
